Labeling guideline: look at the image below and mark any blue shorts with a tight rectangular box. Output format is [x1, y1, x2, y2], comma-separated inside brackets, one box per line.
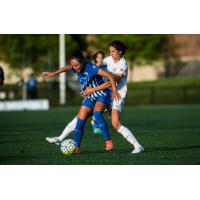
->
[81, 94, 111, 110]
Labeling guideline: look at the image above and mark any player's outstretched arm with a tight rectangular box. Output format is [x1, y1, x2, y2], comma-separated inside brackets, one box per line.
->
[42, 65, 72, 77]
[98, 69, 121, 101]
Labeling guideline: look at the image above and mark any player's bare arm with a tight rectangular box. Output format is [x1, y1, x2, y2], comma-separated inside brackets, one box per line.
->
[42, 65, 72, 77]
[97, 68, 121, 101]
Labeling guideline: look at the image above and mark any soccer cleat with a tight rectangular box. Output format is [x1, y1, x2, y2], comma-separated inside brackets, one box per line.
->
[132, 146, 144, 154]
[74, 147, 81, 155]
[93, 128, 102, 134]
[46, 137, 61, 145]
[106, 140, 113, 151]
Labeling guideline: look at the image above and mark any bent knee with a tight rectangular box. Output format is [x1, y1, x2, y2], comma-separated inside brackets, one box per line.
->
[111, 120, 121, 130]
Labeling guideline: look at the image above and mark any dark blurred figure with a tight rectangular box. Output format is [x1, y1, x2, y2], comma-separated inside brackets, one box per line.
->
[17, 76, 25, 98]
[27, 74, 38, 99]
[0, 66, 5, 85]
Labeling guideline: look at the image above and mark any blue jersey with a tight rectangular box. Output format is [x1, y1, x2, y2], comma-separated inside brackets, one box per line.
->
[72, 62, 110, 101]
[27, 77, 37, 91]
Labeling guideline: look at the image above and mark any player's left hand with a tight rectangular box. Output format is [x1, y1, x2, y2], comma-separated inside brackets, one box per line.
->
[42, 71, 56, 77]
[80, 87, 94, 97]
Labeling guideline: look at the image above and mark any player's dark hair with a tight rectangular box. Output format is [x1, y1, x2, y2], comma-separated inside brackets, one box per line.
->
[109, 40, 129, 55]
[93, 50, 105, 63]
[70, 51, 85, 64]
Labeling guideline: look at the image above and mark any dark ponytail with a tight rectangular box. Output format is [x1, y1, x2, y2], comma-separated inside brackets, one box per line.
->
[70, 51, 85, 64]
[109, 40, 129, 55]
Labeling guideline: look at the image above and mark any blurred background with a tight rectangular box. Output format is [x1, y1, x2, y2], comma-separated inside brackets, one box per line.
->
[0, 34, 200, 108]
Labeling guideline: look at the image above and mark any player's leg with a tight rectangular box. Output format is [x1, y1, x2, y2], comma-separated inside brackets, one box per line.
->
[46, 99, 93, 145]
[93, 101, 113, 151]
[73, 105, 91, 154]
[60, 111, 92, 141]
[46, 115, 78, 145]
[58, 115, 78, 141]
[91, 116, 102, 134]
[73, 98, 95, 154]
[111, 99, 144, 153]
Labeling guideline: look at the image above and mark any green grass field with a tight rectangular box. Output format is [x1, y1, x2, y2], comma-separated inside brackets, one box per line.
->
[0, 105, 200, 165]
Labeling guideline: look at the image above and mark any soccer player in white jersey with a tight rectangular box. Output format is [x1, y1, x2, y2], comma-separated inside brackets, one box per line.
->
[83, 40, 144, 153]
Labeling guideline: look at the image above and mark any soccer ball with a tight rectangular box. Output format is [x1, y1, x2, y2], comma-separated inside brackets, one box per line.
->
[60, 139, 76, 155]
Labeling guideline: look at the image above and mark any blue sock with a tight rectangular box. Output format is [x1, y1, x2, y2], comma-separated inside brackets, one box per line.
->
[74, 118, 85, 147]
[93, 111, 111, 141]
[91, 118, 99, 129]
[93, 121, 99, 129]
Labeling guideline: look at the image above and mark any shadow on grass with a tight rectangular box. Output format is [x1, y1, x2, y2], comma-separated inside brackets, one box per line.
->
[81, 148, 132, 155]
[145, 145, 200, 153]
[83, 145, 200, 155]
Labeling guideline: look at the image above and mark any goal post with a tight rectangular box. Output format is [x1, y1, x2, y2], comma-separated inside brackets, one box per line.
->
[59, 34, 66, 105]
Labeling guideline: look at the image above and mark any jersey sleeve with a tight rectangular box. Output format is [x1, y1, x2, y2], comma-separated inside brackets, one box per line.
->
[90, 64, 100, 77]
[115, 60, 128, 76]
[100, 65, 109, 82]
[101, 65, 108, 71]
[103, 57, 108, 65]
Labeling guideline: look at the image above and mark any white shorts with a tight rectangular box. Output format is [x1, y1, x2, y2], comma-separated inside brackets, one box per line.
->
[112, 97, 125, 112]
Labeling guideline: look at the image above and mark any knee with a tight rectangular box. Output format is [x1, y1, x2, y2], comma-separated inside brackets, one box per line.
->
[75, 118, 85, 129]
[111, 119, 121, 130]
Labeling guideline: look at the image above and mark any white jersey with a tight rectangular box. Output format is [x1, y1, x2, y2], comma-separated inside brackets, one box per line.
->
[103, 56, 128, 98]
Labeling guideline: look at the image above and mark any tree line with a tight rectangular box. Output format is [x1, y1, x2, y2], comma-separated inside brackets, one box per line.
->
[0, 34, 173, 76]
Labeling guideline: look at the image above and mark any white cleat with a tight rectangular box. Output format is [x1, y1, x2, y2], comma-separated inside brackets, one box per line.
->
[46, 137, 61, 145]
[132, 146, 144, 154]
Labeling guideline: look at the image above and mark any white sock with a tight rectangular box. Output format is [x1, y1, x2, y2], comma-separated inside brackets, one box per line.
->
[118, 125, 141, 148]
[58, 117, 78, 141]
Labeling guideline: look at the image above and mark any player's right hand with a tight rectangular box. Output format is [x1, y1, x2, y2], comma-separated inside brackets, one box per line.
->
[80, 87, 94, 97]
[42, 72, 56, 77]
[113, 90, 121, 101]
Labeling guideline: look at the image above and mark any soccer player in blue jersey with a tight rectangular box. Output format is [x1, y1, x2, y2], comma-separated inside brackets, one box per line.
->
[45, 51, 108, 144]
[42, 52, 120, 154]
